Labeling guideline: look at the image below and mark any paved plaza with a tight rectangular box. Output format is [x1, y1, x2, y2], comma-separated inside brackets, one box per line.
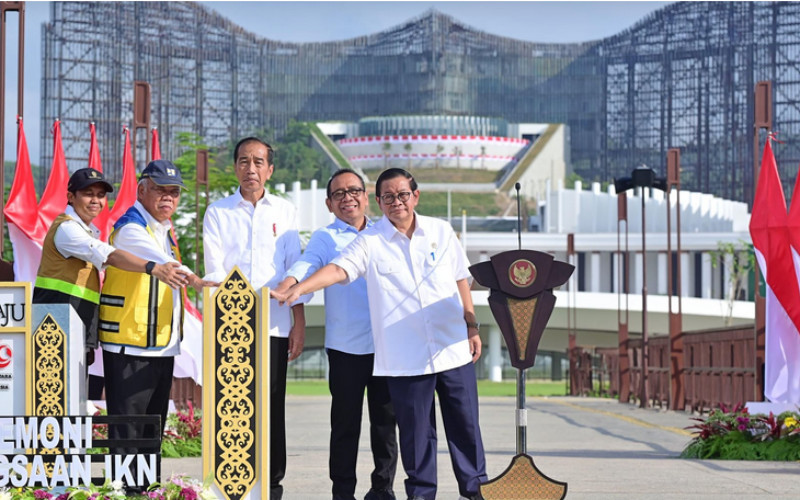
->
[163, 395, 800, 499]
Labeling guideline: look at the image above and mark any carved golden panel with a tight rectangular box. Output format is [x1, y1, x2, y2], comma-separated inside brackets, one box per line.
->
[32, 315, 66, 417]
[480, 454, 566, 499]
[507, 298, 537, 361]
[209, 269, 258, 500]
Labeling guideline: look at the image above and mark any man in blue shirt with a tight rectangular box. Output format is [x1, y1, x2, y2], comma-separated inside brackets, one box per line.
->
[279, 169, 398, 500]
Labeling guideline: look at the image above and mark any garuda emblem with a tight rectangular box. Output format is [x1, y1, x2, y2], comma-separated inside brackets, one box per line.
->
[509, 259, 536, 288]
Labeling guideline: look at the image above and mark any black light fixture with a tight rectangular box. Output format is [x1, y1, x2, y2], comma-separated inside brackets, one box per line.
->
[613, 164, 667, 409]
[614, 165, 668, 194]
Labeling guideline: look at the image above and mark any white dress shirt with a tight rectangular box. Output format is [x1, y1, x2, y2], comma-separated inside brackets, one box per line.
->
[54, 205, 115, 269]
[286, 217, 374, 354]
[332, 213, 473, 376]
[101, 201, 186, 357]
[203, 188, 306, 338]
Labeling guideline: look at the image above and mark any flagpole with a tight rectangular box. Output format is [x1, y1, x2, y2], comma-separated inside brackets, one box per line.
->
[0, 2, 26, 262]
[753, 81, 771, 401]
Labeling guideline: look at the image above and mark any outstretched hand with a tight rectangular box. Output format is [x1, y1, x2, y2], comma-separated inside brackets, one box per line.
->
[270, 286, 301, 306]
[188, 274, 220, 292]
[151, 262, 189, 289]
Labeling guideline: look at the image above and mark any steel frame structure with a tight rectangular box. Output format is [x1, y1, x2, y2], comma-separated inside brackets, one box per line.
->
[41, 1, 800, 203]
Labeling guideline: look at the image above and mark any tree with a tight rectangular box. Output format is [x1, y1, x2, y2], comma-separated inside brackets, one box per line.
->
[452, 146, 462, 169]
[270, 120, 330, 188]
[564, 172, 585, 189]
[709, 240, 756, 325]
[382, 142, 392, 169]
[435, 144, 444, 169]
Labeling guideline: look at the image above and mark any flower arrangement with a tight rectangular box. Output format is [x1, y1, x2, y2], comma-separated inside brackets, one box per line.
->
[0, 475, 213, 500]
[0, 479, 126, 500]
[140, 474, 215, 500]
[88, 403, 203, 458]
[682, 402, 800, 460]
[162, 402, 202, 458]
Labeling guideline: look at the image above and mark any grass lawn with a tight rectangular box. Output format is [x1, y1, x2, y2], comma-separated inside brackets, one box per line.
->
[365, 191, 502, 218]
[287, 379, 568, 397]
[363, 168, 499, 184]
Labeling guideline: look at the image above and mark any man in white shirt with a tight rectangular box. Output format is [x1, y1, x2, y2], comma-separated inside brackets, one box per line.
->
[272, 168, 487, 500]
[203, 137, 306, 500]
[277, 169, 398, 500]
[98, 160, 213, 490]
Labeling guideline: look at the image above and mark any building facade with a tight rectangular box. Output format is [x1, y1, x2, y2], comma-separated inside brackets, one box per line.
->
[42, 1, 800, 203]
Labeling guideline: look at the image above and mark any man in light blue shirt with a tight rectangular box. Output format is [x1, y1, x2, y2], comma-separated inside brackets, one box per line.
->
[280, 169, 398, 500]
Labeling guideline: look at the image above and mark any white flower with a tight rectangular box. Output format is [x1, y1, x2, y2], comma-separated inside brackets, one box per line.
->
[111, 479, 124, 493]
[200, 491, 217, 500]
[0, 488, 11, 500]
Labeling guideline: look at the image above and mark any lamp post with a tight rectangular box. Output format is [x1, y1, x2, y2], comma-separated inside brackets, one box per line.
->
[614, 165, 667, 408]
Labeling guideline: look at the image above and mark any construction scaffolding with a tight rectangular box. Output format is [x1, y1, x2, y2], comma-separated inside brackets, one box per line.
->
[41, 1, 800, 203]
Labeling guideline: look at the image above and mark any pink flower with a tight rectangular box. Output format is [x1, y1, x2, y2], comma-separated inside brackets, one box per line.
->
[34, 491, 53, 499]
[180, 487, 198, 500]
[55, 495, 70, 500]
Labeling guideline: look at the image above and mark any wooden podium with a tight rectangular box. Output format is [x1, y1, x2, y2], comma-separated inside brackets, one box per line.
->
[470, 250, 571, 500]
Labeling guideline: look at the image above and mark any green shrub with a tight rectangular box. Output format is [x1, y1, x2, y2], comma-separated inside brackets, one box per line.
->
[681, 402, 800, 460]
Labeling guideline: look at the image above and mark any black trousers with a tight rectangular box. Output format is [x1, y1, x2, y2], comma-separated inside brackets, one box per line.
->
[103, 349, 174, 467]
[271, 336, 289, 500]
[328, 348, 398, 499]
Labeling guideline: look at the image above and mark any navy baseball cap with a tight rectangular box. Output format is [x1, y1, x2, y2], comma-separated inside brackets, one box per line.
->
[139, 159, 186, 188]
[67, 167, 114, 193]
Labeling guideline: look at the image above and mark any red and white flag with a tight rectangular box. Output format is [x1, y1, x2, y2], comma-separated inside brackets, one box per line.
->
[168, 223, 204, 387]
[152, 128, 161, 160]
[4, 117, 47, 284]
[88, 122, 102, 171]
[750, 137, 800, 404]
[175, 298, 204, 386]
[109, 127, 137, 226]
[88, 122, 111, 240]
[38, 120, 69, 230]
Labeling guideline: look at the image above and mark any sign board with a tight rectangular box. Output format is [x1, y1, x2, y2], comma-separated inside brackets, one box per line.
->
[0, 283, 30, 415]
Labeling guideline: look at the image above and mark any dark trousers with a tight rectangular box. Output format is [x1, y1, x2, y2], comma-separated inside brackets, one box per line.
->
[328, 348, 398, 499]
[271, 336, 289, 500]
[103, 349, 174, 459]
[386, 363, 487, 500]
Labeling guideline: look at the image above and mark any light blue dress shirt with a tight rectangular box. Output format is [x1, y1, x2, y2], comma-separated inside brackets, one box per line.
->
[286, 217, 374, 355]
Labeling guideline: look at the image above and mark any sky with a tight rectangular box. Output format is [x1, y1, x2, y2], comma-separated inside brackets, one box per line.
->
[6, 0, 672, 164]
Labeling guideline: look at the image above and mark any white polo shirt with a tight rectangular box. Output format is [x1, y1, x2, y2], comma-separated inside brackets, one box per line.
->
[203, 188, 306, 338]
[332, 213, 473, 376]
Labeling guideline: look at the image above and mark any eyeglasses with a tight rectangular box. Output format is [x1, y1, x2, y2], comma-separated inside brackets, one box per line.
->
[379, 191, 413, 204]
[151, 185, 181, 198]
[329, 188, 365, 201]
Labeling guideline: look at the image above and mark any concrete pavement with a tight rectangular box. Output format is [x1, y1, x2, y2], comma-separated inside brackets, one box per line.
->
[163, 395, 800, 499]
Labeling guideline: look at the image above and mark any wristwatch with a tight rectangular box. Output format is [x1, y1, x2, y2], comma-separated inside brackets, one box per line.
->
[466, 321, 480, 330]
[145, 261, 156, 275]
